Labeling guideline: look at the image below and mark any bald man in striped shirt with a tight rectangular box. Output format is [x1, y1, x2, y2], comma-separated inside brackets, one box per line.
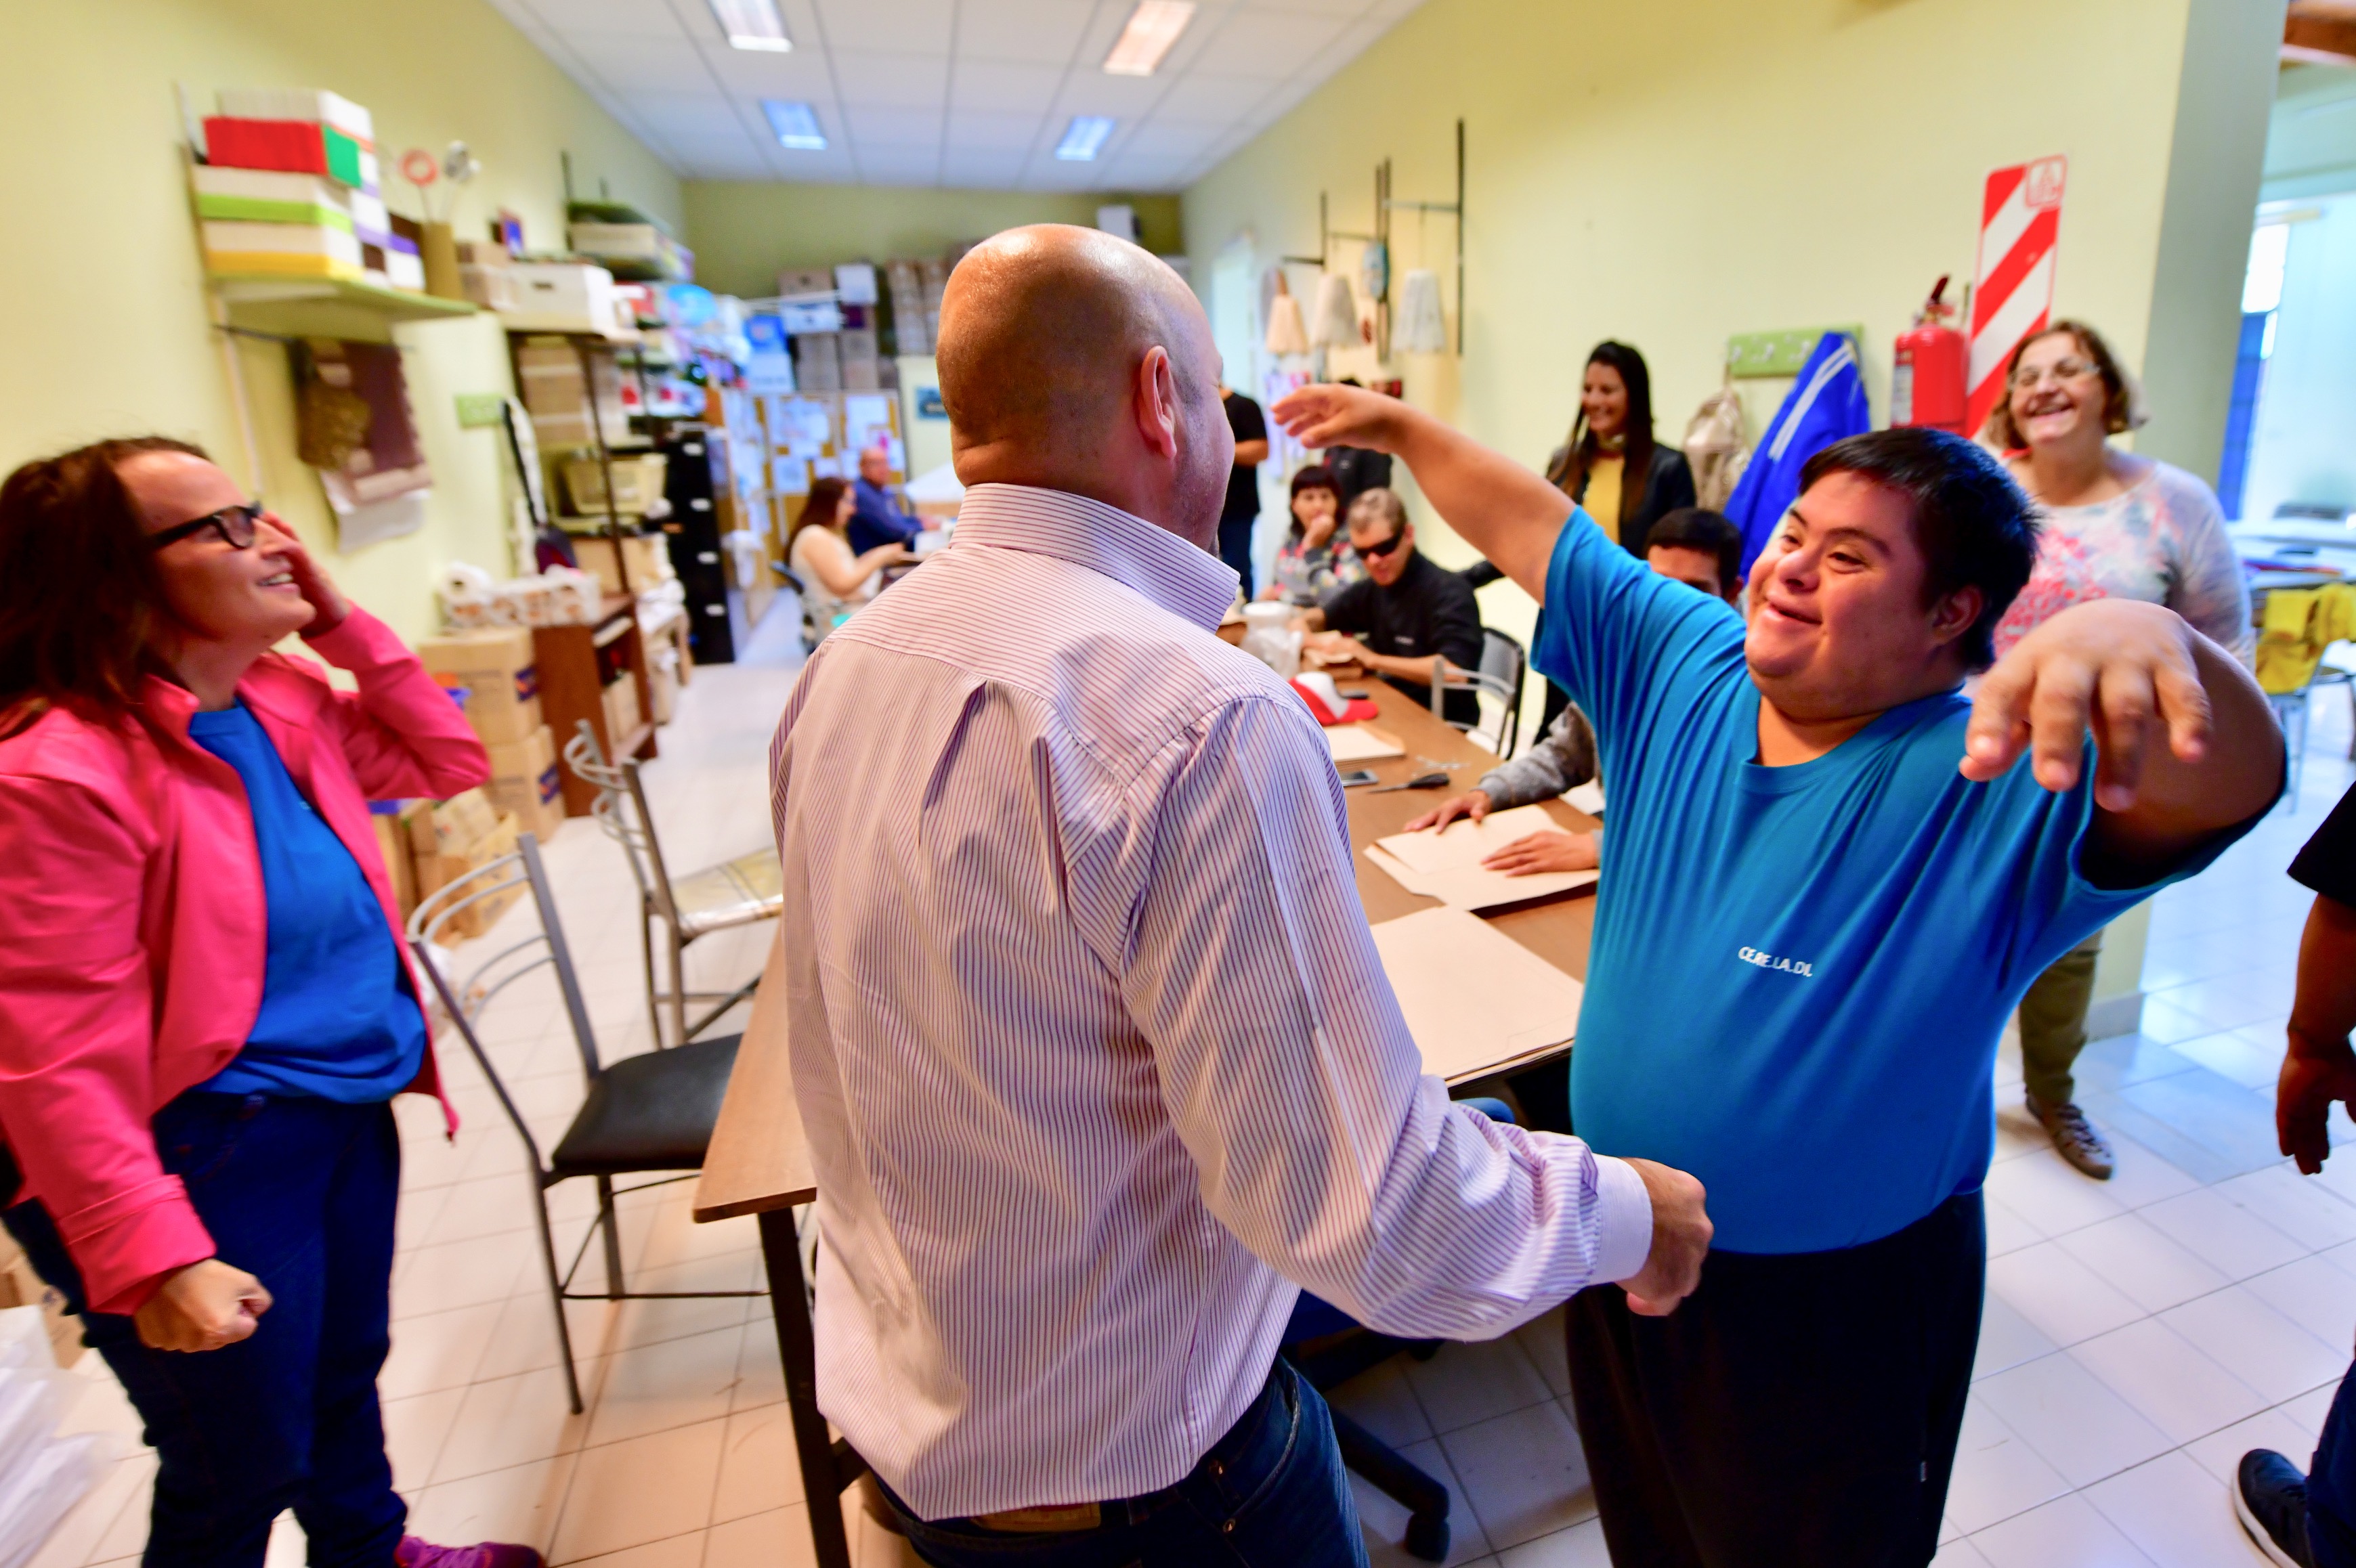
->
[767, 224, 1711, 1567]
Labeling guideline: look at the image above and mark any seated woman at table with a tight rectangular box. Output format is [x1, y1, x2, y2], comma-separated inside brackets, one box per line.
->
[790, 475, 912, 645]
[0, 439, 530, 1568]
[1258, 464, 1362, 606]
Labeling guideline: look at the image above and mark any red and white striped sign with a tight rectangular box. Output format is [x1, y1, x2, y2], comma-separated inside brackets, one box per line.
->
[1967, 156, 2068, 441]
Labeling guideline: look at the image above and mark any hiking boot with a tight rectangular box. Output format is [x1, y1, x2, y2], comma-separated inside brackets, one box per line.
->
[2235, 1450, 2316, 1568]
[394, 1539, 544, 1568]
[2027, 1093, 2115, 1179]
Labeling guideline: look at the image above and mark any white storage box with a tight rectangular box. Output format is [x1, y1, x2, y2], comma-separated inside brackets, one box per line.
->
[502, 262, 629, 336]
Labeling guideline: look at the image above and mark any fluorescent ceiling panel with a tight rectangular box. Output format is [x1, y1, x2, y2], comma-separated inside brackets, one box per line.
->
[1056, 116, 1117, 161]
[710, 0, 792, 51]
[762, 100, 829, 149]
[1103, 1, 1196, 76]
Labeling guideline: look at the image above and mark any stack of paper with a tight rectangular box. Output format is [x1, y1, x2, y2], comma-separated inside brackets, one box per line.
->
[1368, 906, 1584, 1081]
[1367, 804, 1598, 910]
[1325, 723, 1403, 762]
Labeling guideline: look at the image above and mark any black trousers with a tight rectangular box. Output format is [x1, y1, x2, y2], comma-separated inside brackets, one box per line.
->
[1566, 1191, 1984, 1568]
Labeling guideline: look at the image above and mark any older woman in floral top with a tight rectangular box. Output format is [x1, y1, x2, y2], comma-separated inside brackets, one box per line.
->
[1260, 464, 1365, 606]
[1983, 319, 2254, 1181]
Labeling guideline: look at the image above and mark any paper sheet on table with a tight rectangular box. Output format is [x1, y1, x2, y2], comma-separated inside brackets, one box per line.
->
[1325, 723, 1403, 762]
[1365, 842, 1598, 911]
[1369, 804, 1598, 910]
[1369, 907, 1583, 1081]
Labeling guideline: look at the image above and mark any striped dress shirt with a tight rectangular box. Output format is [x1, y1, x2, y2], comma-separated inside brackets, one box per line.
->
[767, 482, 1650, 1520]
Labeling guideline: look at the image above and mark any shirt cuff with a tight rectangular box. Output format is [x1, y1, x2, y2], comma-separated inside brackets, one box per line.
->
[1589, 1155, 1654, 1285]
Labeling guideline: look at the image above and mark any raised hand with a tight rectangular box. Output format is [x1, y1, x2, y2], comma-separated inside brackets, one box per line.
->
[1272, 383, 1411, 455]
[268, 516, 353, 638]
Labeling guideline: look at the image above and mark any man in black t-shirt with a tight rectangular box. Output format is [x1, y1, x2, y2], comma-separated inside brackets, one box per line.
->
[1300, 487, 1483, 724]
[1218, 386, 1269, 594]
[2238, 779, 2356, 1568]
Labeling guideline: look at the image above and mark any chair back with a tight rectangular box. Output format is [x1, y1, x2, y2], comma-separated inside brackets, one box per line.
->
[1434, 629, 1526, 758]
[408, 831, 604, 1172]
[562, 720, 681, 925]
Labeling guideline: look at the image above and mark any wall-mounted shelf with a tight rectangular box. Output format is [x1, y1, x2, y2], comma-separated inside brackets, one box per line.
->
[211, 273, 476, 343]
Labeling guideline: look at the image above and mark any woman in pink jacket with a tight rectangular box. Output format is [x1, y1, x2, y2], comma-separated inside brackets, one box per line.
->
[0, 438, 530, 1568]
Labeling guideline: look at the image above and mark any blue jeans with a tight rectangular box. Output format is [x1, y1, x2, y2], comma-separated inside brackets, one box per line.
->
[2313, 1364, 2356, 1566]
[3, 1093, 406, 1568]
[876, 1359, 1368, 1567]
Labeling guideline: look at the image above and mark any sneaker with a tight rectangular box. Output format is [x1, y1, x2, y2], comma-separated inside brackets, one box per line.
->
[2027, 1093, 2115, 1179]
[2235, 1450, 2316, 1568]
[394, 1538, 544, 1568]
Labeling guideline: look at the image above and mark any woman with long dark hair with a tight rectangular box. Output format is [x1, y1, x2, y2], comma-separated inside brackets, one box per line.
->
[0, 438, 530, 1568]
[788, 474, 911, 645]
[1535, 343, 1698, 727]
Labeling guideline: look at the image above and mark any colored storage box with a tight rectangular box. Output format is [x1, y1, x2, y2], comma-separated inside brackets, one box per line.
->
[204, 116, 370, 188]
[201, 219, 362, 280]
[191, 167, 354, 232]
[216, 87, 374, 146]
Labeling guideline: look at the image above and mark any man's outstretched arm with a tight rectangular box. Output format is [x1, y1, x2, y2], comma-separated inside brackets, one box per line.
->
[1273, 383, 1577, 602]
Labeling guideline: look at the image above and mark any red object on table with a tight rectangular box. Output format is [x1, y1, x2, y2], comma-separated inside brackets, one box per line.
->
[1289, 675, 1378, 725]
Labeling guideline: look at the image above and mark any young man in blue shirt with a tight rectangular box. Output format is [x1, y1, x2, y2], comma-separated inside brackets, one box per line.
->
[1274, 383, 2283, 1565]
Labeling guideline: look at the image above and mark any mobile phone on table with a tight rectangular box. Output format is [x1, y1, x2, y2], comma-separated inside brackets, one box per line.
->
[1337, 768, 1378, 787]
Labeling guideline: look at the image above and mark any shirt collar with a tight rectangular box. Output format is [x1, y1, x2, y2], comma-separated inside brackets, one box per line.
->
[951, 483, 1239, 631]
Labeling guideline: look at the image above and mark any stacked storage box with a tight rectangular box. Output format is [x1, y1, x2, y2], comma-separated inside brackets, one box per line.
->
[885, 260, 930, 355]
[406, 790, 524, 940]
[416, 630, 567, 844]
[198, 89, 419, 289]
[513, 340, 629, 450]
[455, 238, 516, 310]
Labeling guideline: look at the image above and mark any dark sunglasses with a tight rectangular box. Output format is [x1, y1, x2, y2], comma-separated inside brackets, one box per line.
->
[1356, 528, 1411, 559]
[148, 501, 265, 552]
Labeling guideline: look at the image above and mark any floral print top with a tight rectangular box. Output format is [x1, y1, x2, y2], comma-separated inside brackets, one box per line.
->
[1992, 459, 2252, 663]
[1268, 534, 1366, 607]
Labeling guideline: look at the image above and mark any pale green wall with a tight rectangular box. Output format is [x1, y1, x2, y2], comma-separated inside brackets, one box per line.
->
[0, 0, 681, 643]
[683, 184, 1184, 298]
[2264, 63, 2356, 201]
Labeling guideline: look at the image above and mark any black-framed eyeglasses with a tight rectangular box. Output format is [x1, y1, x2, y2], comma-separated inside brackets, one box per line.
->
[1356, 528, 1411, 559]
[148, 501, 265, 552]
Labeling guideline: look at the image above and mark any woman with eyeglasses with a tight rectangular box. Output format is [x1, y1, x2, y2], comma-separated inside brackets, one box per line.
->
[1981, 322, 2253, 1183]
[0, 439, 537, 1568]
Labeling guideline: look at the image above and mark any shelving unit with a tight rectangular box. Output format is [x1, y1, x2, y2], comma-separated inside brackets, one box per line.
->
[211, 272, 475, 342]
[536, 592, 658, 815]
[509, 329, 647, 594]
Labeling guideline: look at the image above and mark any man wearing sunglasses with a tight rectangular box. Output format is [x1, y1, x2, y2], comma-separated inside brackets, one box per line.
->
[1299, 487, 1483, 723]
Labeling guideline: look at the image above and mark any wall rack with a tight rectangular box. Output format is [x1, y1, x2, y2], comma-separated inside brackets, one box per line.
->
[1279, 118, 1467, 360]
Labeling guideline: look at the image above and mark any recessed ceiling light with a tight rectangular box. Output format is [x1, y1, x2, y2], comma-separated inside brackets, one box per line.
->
[762, 100, 828, 150]
[1103, 1, 1195, 76]
[1056, 116, 1117, 161]
[710, 0, 792, 51]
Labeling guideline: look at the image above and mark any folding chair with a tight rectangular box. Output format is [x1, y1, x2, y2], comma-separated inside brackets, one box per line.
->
[408, 833, 757, 1413]
[562, 720, 782, 1048]
[1434, 628, 1528, 758]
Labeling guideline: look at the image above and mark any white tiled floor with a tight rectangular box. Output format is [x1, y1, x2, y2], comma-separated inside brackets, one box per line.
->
[28, 613, 2356, 1568]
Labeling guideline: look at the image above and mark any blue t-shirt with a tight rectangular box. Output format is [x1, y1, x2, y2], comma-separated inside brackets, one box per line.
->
[186, 704, 425, 1102]
[1537, 513, 2242, 1253]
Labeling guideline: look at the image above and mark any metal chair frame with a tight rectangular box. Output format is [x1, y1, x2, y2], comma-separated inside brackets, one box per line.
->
[563, 721, 775, 1049]
[1433, 628, 1528, 758]
[407, 833, 762, 1414]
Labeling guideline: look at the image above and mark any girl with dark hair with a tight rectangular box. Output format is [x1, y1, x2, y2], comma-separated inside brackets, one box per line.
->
[0, 439, 530, 1568]
[1543, 342, 1696, 559]
[1259, 464, 1365, 607]
[789, 474, 912, 645]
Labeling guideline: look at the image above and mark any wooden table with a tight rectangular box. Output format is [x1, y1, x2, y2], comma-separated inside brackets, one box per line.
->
[693, 673, 1597, 1568]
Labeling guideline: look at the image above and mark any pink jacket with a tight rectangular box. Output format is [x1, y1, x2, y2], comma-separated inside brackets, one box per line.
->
[0, 610, 490, 1313]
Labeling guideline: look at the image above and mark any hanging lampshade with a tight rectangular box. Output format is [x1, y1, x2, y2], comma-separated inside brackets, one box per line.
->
[1396, 268, 1447, 354]
[1264, 271, 1308, 357]
[1310, 271, 1358, 349]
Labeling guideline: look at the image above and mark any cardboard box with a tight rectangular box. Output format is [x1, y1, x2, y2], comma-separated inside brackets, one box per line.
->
[454, 238, 511, 267]
[459, 264, 517, 311]
[412, 811, 523, 941]
[794, 333, 842, 392]
[485, 726, 566, 842]
[602, 676, 642, 748]
[419, 630, 542, 744]
[563, 454, 668, 517]
[504, 262, 626, 336]
[777, 267, 834, 298]
[566, 532, 670, 596]
[370, 800, 426, 921]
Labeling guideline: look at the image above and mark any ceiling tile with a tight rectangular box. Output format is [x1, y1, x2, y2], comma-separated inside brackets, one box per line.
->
[519, 0, 687, 39]
[1111, 118, 1226, 160]
[954, 0, 1096, 63]
[944, 110, 1047, 152]
[624, 89, 756, 139]
[1150, 72, 1277, 121]
[842, 104, 945, 148]
[1188, 8, 1350, 74]
[1047, 72, 1182, 119]
[855, 149, 946, 185]
[811, 0, 955, 55]
[706, 49, 840, 98]
[565, 35, 719, 93]
[832, 51, 951, 106]
[949, 60, 1066, 113]
[939, 150, 1028, 188]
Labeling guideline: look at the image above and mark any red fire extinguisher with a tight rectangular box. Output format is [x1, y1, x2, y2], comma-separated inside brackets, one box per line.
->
[1891, 276, 1968, 434]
